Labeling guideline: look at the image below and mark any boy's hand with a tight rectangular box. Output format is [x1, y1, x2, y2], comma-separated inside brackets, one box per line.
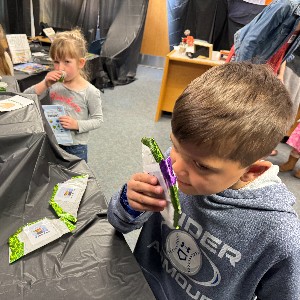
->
[127, 173, 167, 212]
[59, 116, 79, 130]
[44, 70, 65, 87]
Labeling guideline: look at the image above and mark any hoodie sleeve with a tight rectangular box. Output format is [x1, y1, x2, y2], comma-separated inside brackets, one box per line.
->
[107, 184, 153, 234]
[255, 251, 300, 300]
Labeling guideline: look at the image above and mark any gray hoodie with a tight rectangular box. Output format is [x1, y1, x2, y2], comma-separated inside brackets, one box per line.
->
[108, 165, 300, 300]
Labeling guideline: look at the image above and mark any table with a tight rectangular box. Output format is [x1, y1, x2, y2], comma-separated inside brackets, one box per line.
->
[14, 69, 49, 92]
[0, 92, 155, 299]
[1, 75, 20, 92]
[155, 50, 224, 121]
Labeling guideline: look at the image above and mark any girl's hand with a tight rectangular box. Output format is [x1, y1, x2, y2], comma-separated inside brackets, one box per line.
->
[45, 70, 65, 87]
[59, 116, 79, 130]
[34, 70, 65, 95]
[127, 173, 167, 212]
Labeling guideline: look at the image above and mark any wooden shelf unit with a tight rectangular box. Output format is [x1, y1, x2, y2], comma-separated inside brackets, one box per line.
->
[155, 50, 224, 121]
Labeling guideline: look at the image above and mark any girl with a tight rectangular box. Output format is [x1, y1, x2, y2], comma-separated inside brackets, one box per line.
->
[279, 120, 300, 178]
[24, 28, 103, 162]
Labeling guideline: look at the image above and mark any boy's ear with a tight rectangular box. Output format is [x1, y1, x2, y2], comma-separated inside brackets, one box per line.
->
[240, 160, 272, 182]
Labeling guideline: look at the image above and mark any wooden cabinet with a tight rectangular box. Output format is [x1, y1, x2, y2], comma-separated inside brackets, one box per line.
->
[155, 50, 224, 121]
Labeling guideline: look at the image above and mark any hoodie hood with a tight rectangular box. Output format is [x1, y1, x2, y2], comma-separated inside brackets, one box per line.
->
[207, 165, 297, 216]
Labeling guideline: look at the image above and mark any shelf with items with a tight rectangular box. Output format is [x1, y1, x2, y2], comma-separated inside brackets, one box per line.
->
[155, 50, 224, 121]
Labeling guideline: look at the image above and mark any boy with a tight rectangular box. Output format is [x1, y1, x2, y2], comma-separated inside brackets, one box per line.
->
[108, 62, 300, 300]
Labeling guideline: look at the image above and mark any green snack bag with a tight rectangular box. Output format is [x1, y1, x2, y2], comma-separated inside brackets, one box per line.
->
[49, 175, 88, 223]
[58, 71, 66, 82]
[9, 217, 75, 263]
[141, 137, 181, 229]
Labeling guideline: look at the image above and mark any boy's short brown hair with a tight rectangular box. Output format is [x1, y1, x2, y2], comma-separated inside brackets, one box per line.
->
[171, 62, 293, 167]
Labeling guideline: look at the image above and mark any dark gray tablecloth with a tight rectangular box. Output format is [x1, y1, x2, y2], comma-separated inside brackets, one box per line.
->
[0, 92, 154, 300]
[1, 75, 20, 93]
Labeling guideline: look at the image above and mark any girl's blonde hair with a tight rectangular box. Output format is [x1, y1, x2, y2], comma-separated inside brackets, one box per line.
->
[0, 44, 12, 75]
[0, 25, 12, 76]
[49, 28, 89, 80]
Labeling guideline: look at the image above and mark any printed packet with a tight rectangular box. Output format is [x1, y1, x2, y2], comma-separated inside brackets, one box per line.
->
[141, 137, 181, 229]
[49, 175, 88, 223]
[9, 217, 75, 263]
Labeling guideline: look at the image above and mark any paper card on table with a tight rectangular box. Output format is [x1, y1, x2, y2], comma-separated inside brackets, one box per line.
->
[43, 27, 56, 42]
[6, 34, 32, 64]
[0, 95, 34, 112]
[42, 105, 73, 145]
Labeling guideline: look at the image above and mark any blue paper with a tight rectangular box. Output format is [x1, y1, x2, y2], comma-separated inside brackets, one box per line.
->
[42, 105, 73, 145]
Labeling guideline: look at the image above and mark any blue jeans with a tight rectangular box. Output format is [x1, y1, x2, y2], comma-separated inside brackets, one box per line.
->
[60, 144, 88, 162]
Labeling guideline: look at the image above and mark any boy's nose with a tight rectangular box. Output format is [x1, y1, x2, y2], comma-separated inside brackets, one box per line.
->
[172, 155, 188, 177]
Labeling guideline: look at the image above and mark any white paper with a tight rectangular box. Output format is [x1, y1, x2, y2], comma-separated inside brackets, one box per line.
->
[52, 175, 88, 220]
[15, 218, 71, 257]
[43, 27, 56, 42]
[31, 52, 48, 57]
[6, 34, 32, 64]
[24, 219, 58, 246]
[0, 95, 34, 112]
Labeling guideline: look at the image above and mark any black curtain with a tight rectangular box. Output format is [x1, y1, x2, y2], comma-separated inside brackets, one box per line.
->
[38, 0, 98, 42]
[0, 0, 9, 33]
[100, 0, 149, 86]
[1, 0, 37, 36]
[168, 0, 229, 51]
[77, 0, 99, 44]
[37, 0, 149, 88]
[98, 0, 122, 39]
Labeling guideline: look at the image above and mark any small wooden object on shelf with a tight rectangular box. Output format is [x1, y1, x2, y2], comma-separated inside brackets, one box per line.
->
[193, 40, 213, 60]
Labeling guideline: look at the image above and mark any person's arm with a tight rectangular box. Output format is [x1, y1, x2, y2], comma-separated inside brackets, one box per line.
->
[107, 173, 167, 233]
[255, 253, 300, 300]
[75, 87, 103, 133]
[23, 70, 65, 96]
